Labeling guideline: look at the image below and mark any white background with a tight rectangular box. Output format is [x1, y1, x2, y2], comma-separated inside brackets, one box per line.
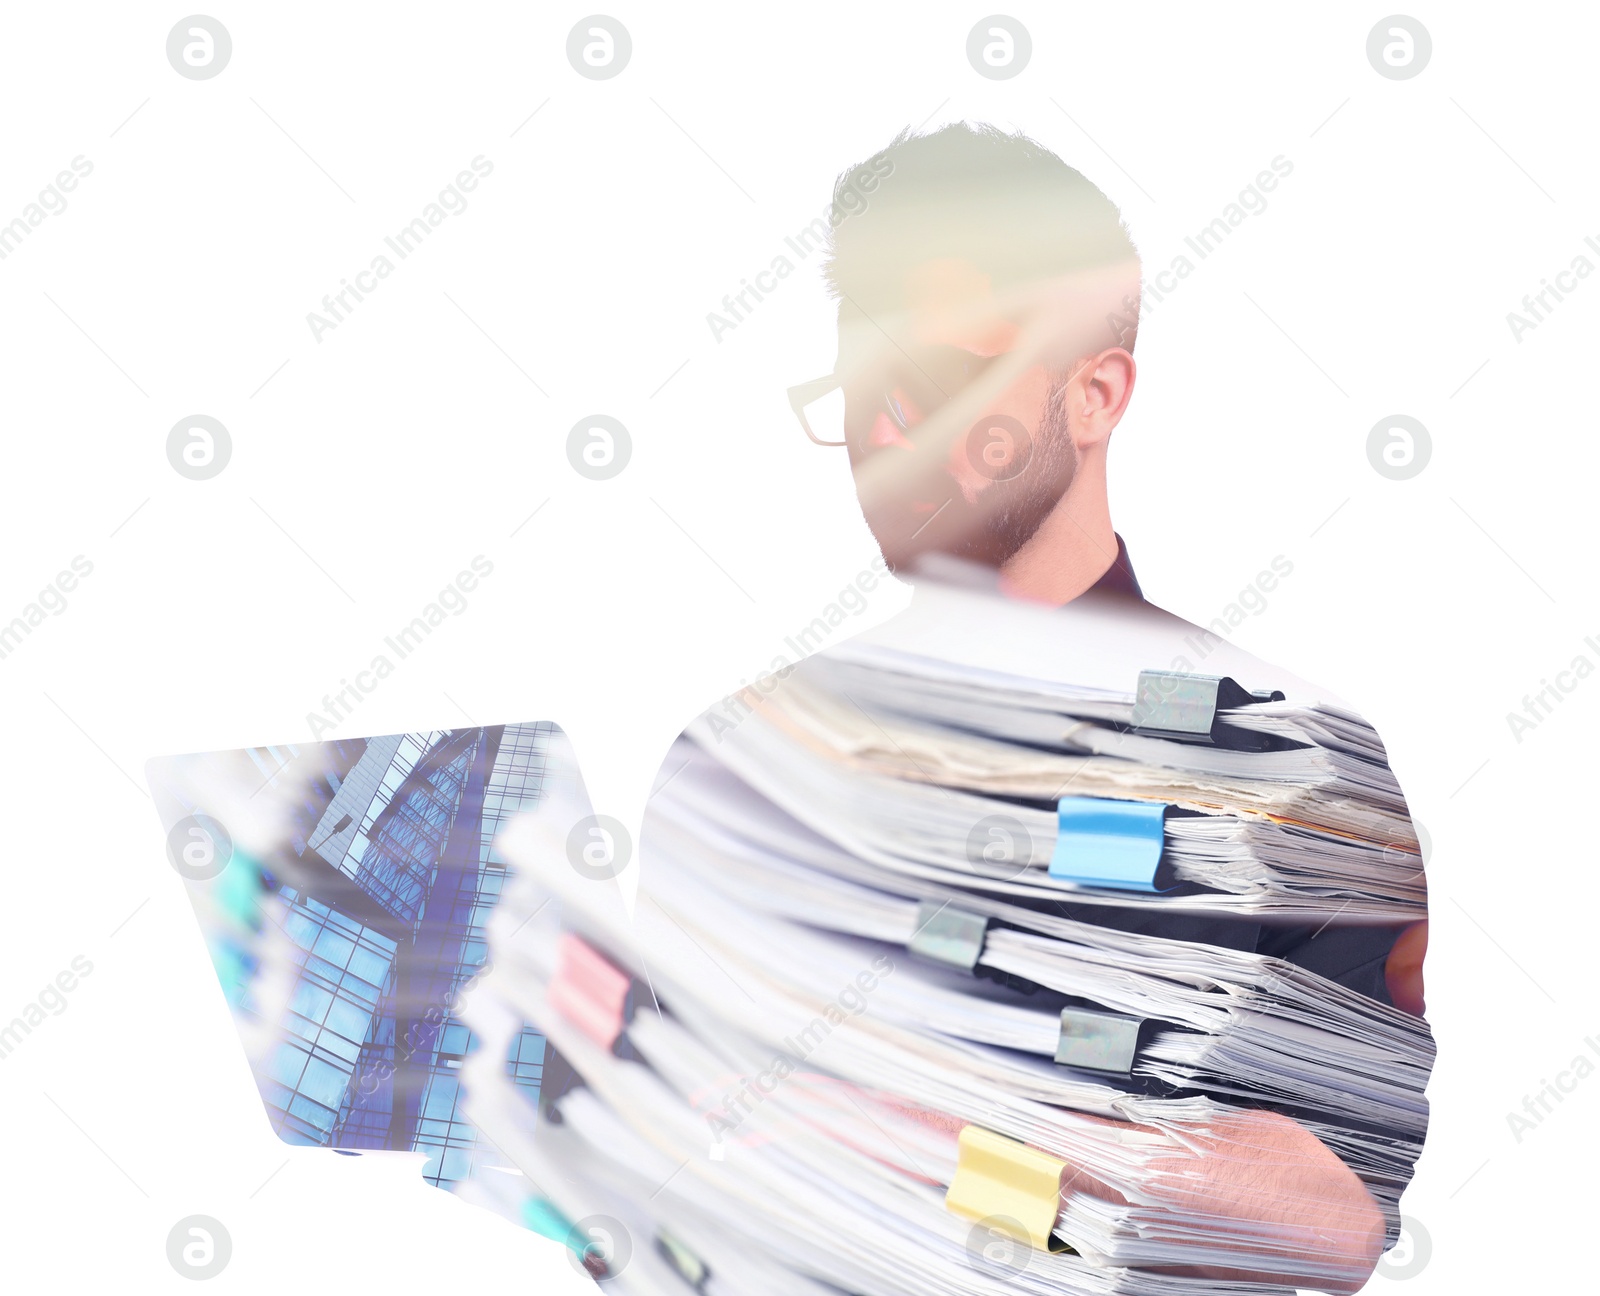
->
[0, 2, 1593, 1291]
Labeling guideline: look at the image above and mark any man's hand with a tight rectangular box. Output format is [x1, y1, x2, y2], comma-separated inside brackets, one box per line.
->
[1386, 920, 1428, 1016]
[1058, 1107, 1386, 1293]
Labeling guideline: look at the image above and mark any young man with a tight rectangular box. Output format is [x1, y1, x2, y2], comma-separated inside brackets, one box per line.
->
[778, 124, 1425, 1286]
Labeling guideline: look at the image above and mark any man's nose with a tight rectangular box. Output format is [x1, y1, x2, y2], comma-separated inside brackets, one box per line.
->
[866, 410, 915, 451]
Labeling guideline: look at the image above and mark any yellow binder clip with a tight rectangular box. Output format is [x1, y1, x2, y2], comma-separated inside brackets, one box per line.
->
[945, 1125, 1067, 1252]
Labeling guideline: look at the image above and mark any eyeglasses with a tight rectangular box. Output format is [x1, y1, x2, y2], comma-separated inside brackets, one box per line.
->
[787, 345, 998, 448]
[788, 374, 871, 447]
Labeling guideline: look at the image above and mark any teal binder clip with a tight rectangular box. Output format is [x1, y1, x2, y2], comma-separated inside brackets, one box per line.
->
[1048, 796, 1167, 892]
[522, 1196, 575, 1245]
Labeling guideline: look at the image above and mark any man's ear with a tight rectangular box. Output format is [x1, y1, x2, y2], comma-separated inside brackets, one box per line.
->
[1071, 347, 1136, 451]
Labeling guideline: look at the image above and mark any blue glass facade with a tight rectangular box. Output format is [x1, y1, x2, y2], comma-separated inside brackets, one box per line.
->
[151, 723, 559, 1188]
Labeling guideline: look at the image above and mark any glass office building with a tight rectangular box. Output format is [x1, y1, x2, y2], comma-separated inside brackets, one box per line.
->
[150, 723, 563, 1188]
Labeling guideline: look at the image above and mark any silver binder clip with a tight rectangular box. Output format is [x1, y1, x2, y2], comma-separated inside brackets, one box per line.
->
[908, 902, 990, 972]
[1054, 1006, 1143, 1073]
[1131, 670, 1284, 749]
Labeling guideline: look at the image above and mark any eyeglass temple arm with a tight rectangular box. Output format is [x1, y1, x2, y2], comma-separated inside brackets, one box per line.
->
[788, 375, 848, 446]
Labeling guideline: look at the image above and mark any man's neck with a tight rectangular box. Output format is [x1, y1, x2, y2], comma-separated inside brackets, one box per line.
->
[996, 470, 1117, 606]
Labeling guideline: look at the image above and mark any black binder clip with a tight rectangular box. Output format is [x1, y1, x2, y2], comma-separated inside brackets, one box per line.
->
[1130, 671, 1284, 750]
[655, 1229, 710, 1292]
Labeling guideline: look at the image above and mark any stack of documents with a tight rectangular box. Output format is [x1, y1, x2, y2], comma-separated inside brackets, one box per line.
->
[460, 585, 1432, 1294]
[692, 648, 1425, 921]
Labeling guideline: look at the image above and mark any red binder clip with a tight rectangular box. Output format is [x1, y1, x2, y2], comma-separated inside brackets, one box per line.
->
[548, 932, 633, 1051]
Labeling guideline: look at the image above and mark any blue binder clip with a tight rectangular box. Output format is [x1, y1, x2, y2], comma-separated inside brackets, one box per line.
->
[1048, 796, 1167, 892]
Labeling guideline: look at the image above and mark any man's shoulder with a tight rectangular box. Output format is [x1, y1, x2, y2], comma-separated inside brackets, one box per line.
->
[826, 578, 1354, 713]
[651, 578, 1369, 790]
[1087, 589, 1353, 713]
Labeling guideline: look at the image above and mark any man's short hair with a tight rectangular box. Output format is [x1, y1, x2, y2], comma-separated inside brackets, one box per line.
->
[823, 123, 1140, 347]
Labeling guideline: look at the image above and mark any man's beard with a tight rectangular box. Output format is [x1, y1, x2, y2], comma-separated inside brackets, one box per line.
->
[948, 393, 1077, 567]
[867, 386, 1078, 573]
